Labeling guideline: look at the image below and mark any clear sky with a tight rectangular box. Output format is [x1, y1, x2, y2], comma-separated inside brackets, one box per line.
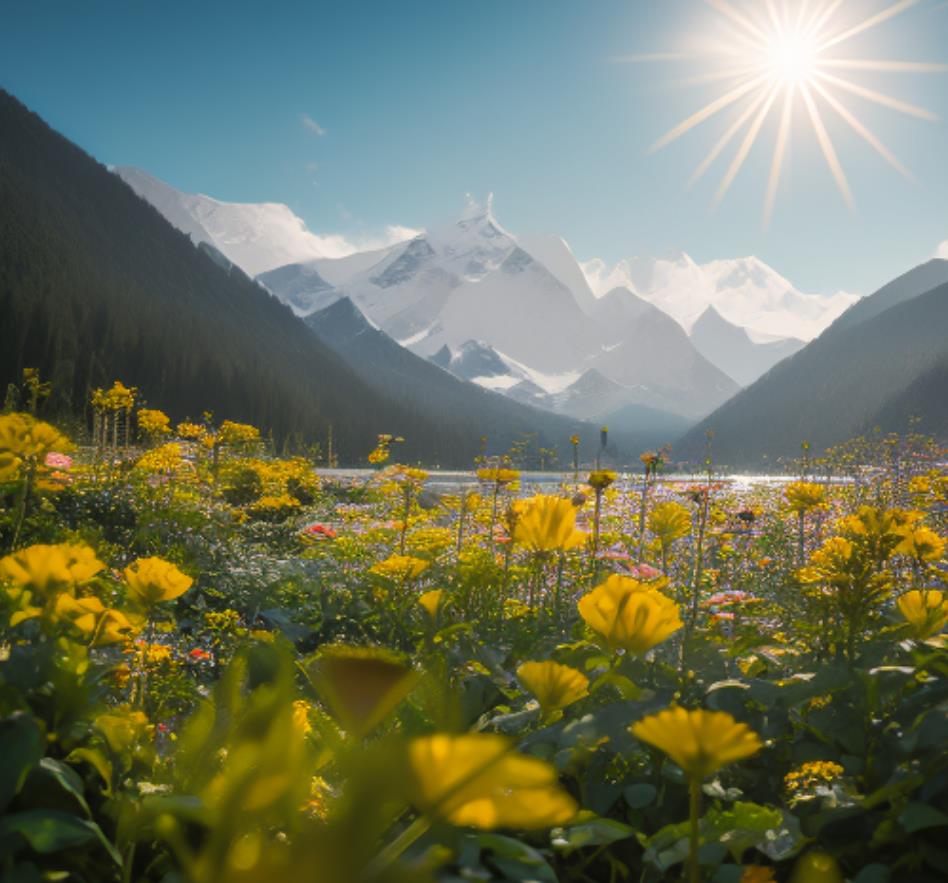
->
[2, 0, 947, 295]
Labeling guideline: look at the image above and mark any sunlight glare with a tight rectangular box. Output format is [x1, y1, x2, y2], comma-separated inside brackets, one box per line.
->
[637, 0, 945, 226]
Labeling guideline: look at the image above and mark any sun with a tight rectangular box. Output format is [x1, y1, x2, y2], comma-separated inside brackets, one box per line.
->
[632, 0, 947, 227]
[767, 27, 819, 86]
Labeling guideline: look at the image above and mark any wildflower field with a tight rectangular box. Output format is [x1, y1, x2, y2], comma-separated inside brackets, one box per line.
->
[1, 381, 947, 883]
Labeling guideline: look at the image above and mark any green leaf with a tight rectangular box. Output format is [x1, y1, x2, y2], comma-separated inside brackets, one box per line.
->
[551, 814, 635, 852]
[590, 671, 643, 700]
[0, 810, 121, 864]
[900, 802, 948, 834]
[852, 865, 890, 883]
[65, 747, 113, 796]
[475, 833, 558, 883]
[705, 802, 783, 863]
[0, 713, 44, 812]
[623, 783, 658, 809]
[25, 759, 91, 818]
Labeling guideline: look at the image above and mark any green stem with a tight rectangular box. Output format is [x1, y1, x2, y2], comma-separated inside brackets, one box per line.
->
[688, 777, 701, 883]
[10, 464, 35, 552]
[369, 816, 431, 875]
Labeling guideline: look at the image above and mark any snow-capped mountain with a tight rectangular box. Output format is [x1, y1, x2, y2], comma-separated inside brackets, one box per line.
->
[280, 196, 606, 373]
[113, 166, 415, 277]
[262, 196, 739, 419]
[581, 253, 859, 342]
[117, 166, 842, 423]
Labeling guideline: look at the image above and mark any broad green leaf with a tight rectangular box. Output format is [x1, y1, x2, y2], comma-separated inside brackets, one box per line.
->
[900, 802, 948, 833]
[623, 783, 658, 809]
[551, 813, 635, 852]
[0, 810, 121, 864]
[475, 833, 558, 883]
[22, 759, 91, 818]
[0, 713, 44, 812]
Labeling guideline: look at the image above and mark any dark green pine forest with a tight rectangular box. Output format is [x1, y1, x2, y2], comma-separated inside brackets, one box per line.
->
[0, 89, 592, 465]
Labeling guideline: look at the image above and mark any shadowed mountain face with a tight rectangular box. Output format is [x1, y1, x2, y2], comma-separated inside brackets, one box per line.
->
[677, 271, 948, 465]
[0, 90, 512, 465]
[258, 215, 740, 420]
[690, 306, 804, 387]
[305, 298, 690, 455]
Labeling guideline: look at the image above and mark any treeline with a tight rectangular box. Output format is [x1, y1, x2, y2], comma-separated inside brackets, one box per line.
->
[0, 89, 483, 465]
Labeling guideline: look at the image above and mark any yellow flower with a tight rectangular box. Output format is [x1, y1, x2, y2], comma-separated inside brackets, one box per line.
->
[630, 707, 762, 780]
[370, 554, 430, 583]
[406, 527, 453, 558]
[246, 494, 301, 521]
[0, 542, 104, 597]
[797, 536, 854, 585]
[789, 851, 843, 883]
[784, 481, 826, 513]
[216, 420, 261, 447]
[307, 645, 418, 739]
[292, 699, 314, 737]
[0, 412, 73, 462]
[783, 760, 844, 802]
[176, 421, 207, 440]
[476, 467, 520, 485]
[92, 380, 136, 412]
[648, 501, 692, 546]
[513, 495, 587, 553]
[388, 464, 429, 484]
[895, 524, 946, 563]
[578, 574, 682, 655]
[587, 470, 617, 491]
[95, 706, 153, 754]
[418, 589, 445, 619]
[137, 408, 171, 437]
[897, 590, 948, 639]
[404, 733, 577, 829]
[135, 442, 184, 474]
[517, 660, 589, 714]
[124, 557, 194, 606]
[54, 594, 139, 645]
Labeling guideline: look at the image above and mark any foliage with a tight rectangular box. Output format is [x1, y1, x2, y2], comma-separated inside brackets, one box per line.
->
[1, 402, 947, 883]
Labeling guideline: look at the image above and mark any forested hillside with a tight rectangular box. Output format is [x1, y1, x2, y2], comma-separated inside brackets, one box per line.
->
[677, 277, 948, 464]
[0, 90, 554, 465]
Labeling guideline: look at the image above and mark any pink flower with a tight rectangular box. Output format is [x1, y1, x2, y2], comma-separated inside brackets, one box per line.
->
[626, 562, 663, 580]
[45, 452, 73, 470]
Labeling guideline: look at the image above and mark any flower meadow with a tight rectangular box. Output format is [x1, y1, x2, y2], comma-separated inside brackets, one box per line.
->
[1, 379, 947, 883]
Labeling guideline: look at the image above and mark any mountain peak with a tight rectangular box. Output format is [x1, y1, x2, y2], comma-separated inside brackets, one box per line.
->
[457, 192, 495, 225]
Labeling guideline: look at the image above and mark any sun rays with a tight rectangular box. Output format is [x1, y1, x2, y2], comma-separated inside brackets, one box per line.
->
[637, 0, 947, 227]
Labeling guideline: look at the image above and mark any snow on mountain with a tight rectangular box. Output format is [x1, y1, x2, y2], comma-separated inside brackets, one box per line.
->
[581, 252, 859, 341]
[318, 196, 605, 372]
[516, 233, 597, 314]
[585, 288, 739, 417]
[113, 166, 417, 277]
[936, 240, 948, 261]
[441, 340, 581, 394]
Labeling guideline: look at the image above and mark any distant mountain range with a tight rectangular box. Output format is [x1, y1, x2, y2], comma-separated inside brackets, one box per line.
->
[678, 260, 948, 464]
[690, 306, 805, 388]
[581, 252, 858, 342]
[6, 90, 944, 469]
[0, 90, 614, 465]
[305, 297, 686, 452]
[116, 169, 851, 421]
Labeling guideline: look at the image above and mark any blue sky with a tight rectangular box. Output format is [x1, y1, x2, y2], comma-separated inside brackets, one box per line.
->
[3, 0, 947, 294]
